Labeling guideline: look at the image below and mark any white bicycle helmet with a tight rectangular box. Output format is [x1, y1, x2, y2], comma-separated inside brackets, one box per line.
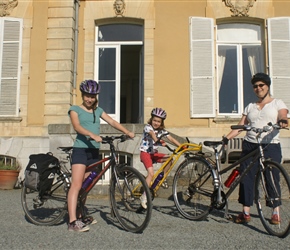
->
[151, 107, 167, 119]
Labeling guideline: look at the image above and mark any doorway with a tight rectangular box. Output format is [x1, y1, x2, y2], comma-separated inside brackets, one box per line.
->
[120, 45, 143, 123]
[95, 23, 144, 124]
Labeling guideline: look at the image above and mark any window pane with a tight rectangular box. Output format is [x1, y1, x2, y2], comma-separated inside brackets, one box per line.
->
[98, 24, 143, 42]
[98, 48, 116, 80]
[242, 46, 259, 107]
[219, 46, 238, 113]
[217, 23, 261, 42]
[217, 23, 264, 115]
[99, 81, 115, 113]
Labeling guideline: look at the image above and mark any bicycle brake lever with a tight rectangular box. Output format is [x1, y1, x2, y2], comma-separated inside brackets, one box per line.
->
[120, 134, 131, 142]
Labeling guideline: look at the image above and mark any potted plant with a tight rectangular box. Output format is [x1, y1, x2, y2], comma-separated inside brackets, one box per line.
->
[0, 155, 20, 190]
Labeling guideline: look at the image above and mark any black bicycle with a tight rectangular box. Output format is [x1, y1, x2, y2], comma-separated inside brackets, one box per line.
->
[21, 135, 152, 233]
[173, 123, 290, 238]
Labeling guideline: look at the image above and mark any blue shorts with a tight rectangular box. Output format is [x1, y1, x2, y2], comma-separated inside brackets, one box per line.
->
[71, 148, 99, 166]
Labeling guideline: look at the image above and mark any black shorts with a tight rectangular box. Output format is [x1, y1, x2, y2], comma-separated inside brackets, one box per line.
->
[71, 148, 100, 166]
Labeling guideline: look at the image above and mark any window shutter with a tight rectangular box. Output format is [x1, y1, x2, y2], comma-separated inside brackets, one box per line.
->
[0, 18, 22, 116]
[189, 17, 215, 118]
[267, 17, 290, 115]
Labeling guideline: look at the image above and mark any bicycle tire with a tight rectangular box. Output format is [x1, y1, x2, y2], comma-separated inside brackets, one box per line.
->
[255, 160, 290, 238]
[173, 156, 214, 220]
[110, 166, 152, 233]
[21, 169, 69, 226]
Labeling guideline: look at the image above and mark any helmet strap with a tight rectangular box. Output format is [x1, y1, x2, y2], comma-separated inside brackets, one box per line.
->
[261, 90, 269, 100]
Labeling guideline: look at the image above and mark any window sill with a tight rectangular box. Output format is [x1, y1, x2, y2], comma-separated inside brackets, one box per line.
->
[0, 117, 22, 122]
[213, 117, 240, 124]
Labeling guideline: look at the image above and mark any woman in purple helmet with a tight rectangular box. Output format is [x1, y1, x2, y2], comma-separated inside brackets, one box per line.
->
[67, 80, 135, 232]
[139, 107, 181, 209]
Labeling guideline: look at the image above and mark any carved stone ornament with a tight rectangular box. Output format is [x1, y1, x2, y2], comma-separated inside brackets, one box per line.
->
[223, 0, 256, 17]
[0, 0, 18, 17]
[113, 0, 125, 17]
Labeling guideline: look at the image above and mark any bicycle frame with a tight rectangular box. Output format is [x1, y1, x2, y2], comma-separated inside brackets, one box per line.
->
[213, 148, 260, 202]
[139, 142, 202, 195]
[78, 141, 121, 201]
[80, 157, 114, 195]
[206, 125, 277, 213]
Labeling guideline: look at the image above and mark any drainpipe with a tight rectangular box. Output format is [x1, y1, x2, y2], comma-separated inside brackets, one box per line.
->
[73, 0, 80, 89]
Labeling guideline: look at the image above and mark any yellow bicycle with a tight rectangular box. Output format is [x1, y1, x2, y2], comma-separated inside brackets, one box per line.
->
[137, 134, 203, 198]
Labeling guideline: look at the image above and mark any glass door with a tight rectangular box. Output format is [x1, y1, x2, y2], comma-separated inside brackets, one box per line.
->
[95, 45, 120, 122]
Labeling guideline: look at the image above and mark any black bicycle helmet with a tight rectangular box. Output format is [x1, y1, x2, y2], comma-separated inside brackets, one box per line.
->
[251, 73, 271, 86]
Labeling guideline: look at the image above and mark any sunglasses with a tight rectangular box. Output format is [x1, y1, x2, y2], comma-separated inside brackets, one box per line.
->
[253, 83, 266, 89]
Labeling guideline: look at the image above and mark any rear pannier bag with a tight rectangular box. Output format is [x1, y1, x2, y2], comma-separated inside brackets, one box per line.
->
[24, 153, 59, 197]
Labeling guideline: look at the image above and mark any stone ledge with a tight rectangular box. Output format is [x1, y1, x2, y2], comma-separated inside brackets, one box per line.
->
[0, 117, 22, 122]
[48, 123, 145, 135]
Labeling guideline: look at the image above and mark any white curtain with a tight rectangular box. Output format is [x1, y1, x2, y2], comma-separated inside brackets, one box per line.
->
[246, 46, 263, 76]
[218, 46, 227, 90]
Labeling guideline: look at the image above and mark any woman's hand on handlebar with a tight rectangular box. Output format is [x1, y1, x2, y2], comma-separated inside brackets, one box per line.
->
[277, 119, 289, 129]
[126, 131, 135, 139]
[89, 134, 102, 142]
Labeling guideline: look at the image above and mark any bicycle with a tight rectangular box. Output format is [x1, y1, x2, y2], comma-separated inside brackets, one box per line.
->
[135, 133, 203, 199]
[172, 123, 290, 238]
[21, 135, 152, 233]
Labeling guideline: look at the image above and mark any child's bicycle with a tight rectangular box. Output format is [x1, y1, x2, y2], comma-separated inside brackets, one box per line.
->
[21, 135, 152, 233]
[137, 133, 203, 199]
[172, 123, 290, 238]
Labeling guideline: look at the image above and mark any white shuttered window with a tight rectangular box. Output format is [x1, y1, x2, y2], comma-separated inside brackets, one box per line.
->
[0, 18, 22, 116]
[268, 17, 290, 113]
[189, 17, 215, 118]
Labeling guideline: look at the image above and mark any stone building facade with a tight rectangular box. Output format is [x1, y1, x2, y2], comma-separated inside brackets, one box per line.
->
[0, 0, 289, 182]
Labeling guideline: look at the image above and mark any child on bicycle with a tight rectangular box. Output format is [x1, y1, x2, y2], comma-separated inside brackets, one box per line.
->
[139, 107, 181, 209]
[67, 79, 135, 232]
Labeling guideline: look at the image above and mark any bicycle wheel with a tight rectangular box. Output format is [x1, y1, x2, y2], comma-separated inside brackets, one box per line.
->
[255, 160, 290, 238]
[21, 169, 69, 226]
[110, 166, 152, 233]
[173, 156, 214, 220]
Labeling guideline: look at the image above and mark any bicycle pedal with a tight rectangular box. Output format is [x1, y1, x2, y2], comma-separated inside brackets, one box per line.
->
[183, 190, 191, 197]
[33, 197, 44, 208]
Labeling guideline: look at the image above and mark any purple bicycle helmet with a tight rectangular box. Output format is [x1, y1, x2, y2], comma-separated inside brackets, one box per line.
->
[151, 107, 167, 119]
[79, 80, 101, 94]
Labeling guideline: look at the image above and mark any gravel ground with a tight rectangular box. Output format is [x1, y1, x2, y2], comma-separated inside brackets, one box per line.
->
[0, 188, 289, 250]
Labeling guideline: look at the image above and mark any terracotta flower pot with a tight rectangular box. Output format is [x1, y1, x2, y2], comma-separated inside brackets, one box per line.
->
[0, 170, 19, 190]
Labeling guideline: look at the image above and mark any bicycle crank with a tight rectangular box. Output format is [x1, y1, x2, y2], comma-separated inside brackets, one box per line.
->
[211, 189, 227, 210]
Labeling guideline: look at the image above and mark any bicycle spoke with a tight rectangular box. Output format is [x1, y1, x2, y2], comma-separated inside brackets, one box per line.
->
[255, 161, 290, 238]
[173, 156, 213, 220]
[21, 171, 68, 226]
[110, 166, 152, 233]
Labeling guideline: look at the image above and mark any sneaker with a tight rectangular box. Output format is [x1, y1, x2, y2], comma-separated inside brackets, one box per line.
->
[68, 220, 90, 232]
[82, 216, 97, 225]
[270, 214, 281, 225]
[235, 213, 251, 224]
[140, 193, 147, 209]
[161, 179, 169, 189]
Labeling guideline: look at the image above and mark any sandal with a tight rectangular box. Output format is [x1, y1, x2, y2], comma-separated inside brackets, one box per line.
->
[161, 179, 169, 189]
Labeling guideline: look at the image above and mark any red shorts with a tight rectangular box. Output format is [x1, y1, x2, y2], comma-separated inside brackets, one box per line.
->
[140, 151, 166, 169]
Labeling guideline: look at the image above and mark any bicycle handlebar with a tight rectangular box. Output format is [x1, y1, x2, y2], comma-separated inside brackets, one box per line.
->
[154, 132, 191, 153]
[100, 134, 131, 144]
[230, 122, 288, 134]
